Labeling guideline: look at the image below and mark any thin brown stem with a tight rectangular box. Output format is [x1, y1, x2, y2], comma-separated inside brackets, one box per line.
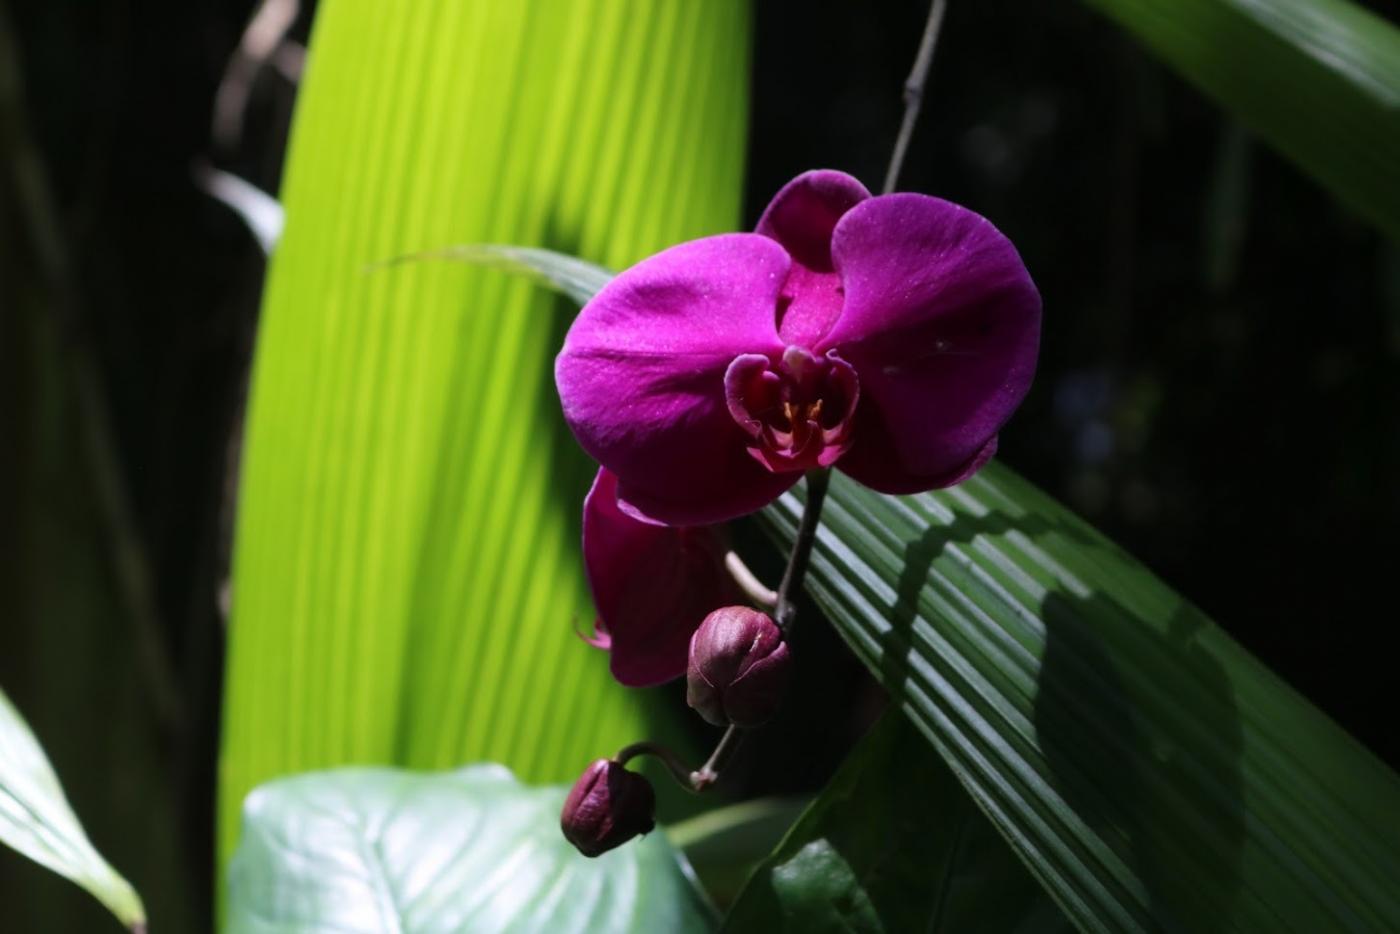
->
[882, 0, 948, 195]
[615, 741, 697, 790]
[689, 725, 744, 792]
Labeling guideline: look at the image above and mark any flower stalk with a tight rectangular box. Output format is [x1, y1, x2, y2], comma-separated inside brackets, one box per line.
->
[774, 469, 831, 633]
[671, 0, 956, 793]
[612, 730, 745, 793]
[564, 0, 1025, 818]
[882, 0, 949, 194]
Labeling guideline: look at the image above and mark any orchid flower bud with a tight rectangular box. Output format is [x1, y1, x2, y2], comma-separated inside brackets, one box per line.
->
[560, 759, 656, 857]
[686, 606, 792, 727]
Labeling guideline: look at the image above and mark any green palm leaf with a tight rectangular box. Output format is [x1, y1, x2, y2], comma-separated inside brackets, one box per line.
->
[1083, 0, 1400, 239]
[219, 0, 751, 867]
[761, 469, 1400, 931]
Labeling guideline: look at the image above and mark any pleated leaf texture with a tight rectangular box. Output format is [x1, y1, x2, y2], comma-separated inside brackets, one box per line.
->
[762, 470, 1400, 932]
[219, 0, 751, 864]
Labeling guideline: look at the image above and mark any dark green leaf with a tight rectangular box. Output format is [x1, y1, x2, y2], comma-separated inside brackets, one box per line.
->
[723, 712, 1068, 934]
[226, 764, 714, 933]
[668, 797, 812, 910]
[760, 469, 1400, 932]
[1083, 0, 1400, 240]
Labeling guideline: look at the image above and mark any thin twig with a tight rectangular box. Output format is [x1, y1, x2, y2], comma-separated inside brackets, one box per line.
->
[690, 725, 744, 791]
[882, 0, 948, 195]
[211, 0, 302, 152]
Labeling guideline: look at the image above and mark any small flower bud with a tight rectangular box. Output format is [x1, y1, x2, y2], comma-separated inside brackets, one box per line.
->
[560, 759, 656, 857]
[686, 606, 792, 727]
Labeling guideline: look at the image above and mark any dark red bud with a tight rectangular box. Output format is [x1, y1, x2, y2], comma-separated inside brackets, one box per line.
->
[560, 759, 656, 857]
[686, 606, 792, 727]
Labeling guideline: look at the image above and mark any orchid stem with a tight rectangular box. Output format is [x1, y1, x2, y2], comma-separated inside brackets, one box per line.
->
[725, 550, 778, 608]
[774, 468, 831, 633]
[615, 741, 697, 790]
[616, 4, 948, 809]
[882, 0, 948, 194]
[615, 732, 745, 794]
[690, 725, 744, 792]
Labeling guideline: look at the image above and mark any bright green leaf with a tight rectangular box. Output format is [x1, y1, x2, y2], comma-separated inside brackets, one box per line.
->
[226, 764, 714, 933]
[0, 687, 145, 930]
[723, 712, 1067, 934]
[761, 469, 1400, 932]
[1083, 0, 1400, 240]
[219, 0, 751, 870]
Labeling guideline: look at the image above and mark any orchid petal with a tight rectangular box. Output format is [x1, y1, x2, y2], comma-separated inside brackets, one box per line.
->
[556, 233, 795, 525]
[756, 169, 871, 348]
[822, 193, 1041, 492]
[582, 469, 738, 686]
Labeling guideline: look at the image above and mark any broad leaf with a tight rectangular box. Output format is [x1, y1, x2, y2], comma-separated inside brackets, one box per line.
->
[1083, 0, 1400, 240]
[723, 712, 1067, 933]
[762, 470, 1400, 932]
[219, 0, 752, 867]
[226, 764, 714, 933]
[0, 688, 144, 930]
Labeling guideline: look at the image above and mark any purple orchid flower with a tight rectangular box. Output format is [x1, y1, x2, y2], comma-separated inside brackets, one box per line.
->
[582, 468, 739, 686]
[556, 170, 1041, 527]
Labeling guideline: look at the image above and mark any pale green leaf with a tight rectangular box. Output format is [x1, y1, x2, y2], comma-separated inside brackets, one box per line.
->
[226, 764, 714, 933]
[0, 687, 145, 930]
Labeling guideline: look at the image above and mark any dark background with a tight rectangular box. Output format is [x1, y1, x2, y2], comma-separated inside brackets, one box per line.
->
[3, 0, 1397, 929]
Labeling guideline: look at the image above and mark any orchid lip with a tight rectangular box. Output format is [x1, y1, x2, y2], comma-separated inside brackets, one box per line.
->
[724, 345, 859, 473]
